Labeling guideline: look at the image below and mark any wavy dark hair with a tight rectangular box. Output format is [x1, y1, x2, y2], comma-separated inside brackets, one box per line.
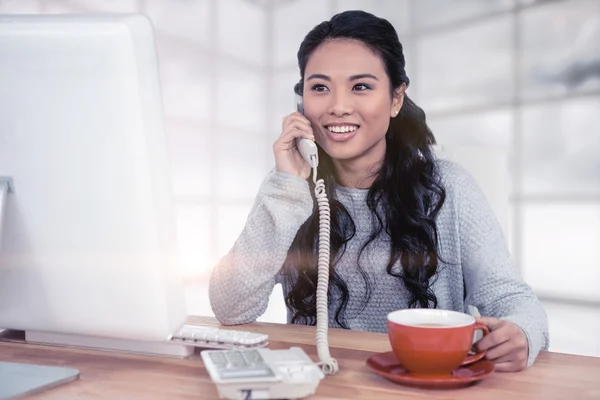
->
[281, 10, 446, 328]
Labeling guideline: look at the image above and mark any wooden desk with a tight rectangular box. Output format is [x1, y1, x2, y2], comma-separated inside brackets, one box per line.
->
[1, 316, 599, 399]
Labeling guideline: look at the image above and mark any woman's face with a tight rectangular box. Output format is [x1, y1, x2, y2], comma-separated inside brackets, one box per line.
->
[302, 39, 404, 164]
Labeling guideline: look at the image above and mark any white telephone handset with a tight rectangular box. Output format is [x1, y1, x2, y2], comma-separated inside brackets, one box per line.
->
[295, 94, 319, 170]
[296, 138, 318, 170]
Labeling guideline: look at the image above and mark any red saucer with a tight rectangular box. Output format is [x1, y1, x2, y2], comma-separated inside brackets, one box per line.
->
[366, 351, 495, 389]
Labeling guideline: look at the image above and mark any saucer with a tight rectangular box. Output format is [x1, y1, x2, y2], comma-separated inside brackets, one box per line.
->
[366, 351, 495, 389]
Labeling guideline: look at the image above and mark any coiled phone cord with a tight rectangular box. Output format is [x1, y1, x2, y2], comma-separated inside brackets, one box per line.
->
[312, 168, 339, 375]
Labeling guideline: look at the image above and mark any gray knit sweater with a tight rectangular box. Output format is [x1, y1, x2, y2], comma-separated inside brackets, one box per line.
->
[209, 160, 550, 367]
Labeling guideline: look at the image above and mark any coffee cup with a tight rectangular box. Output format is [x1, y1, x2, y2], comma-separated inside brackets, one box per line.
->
[387, 309, 489, 376]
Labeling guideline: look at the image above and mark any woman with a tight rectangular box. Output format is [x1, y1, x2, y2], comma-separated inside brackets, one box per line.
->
[209, 10, 549, 372]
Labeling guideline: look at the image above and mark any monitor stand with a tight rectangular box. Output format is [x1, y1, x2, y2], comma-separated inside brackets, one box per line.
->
[0, 329, 194, 358]
[25, 330, 194, 358]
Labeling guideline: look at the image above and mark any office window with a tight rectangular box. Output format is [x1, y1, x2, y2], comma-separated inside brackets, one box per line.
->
[428, 108, 513, 149]
[522, 203, 600, 302]
[416, 15, 514, 112]
[177, 205, 212, 278]
[217, 0, 266, 66]
[144, 0, 211, 44]
[216, 61, 266, 134]
[215, 130, 269, 199]
[519, 0, 600, 100]
[167, 127, 212, 198]
[272, 0, 332, 68]
[521, 97, 600, 195]
[158, 44, 212, 124]
[0, 0, 42, 12]
[271, 68, 300, 135]
[413, 0, 515, 31]
[64, 0, 138, 12]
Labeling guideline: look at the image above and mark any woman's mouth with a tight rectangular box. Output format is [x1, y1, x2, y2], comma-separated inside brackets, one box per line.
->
[325, 124, 359, 142]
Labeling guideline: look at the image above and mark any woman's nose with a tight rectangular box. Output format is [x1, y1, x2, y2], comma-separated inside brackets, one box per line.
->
[327, 92, 353, 117]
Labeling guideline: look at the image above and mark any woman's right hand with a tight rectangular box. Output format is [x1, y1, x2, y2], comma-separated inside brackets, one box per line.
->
[273, 111, 315, 179]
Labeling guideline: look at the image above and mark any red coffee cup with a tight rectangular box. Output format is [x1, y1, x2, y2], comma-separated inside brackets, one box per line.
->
[387, 309, 489, 376]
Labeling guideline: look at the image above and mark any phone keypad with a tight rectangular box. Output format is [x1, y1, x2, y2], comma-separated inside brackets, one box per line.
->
[207, 349, 275, 381]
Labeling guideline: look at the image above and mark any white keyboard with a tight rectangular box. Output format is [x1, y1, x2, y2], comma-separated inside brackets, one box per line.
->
[170, 325, 269, 350]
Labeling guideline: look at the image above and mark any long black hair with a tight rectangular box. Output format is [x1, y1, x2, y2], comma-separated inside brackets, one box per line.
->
[281, 10, 446, 328]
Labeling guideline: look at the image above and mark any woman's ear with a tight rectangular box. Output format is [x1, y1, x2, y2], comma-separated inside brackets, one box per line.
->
[390, 83, 407, 118]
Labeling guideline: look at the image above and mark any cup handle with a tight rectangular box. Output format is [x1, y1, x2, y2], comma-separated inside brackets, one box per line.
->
[461, 323, 490, 366]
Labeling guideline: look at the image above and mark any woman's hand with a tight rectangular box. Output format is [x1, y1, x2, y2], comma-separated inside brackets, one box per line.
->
[274, 111, 315, 179]
[474, 317, 529, 372]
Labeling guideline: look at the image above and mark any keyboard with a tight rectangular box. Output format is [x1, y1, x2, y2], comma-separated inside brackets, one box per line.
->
[170, 325, 269, 350]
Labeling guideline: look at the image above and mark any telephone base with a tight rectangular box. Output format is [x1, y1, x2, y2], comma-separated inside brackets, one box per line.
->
[0, 329, 194, 358]
[202, 347, 324, 400]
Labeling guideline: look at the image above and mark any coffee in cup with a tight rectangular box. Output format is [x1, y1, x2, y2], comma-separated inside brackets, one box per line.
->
[387, 309, 489, 376]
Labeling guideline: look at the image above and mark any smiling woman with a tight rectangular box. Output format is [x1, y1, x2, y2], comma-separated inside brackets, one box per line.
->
[208, 10, 550, 373]
[300, 40, 406, 187]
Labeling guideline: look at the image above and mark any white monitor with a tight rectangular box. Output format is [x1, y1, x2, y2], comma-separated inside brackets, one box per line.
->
[0, 14, 190, 355]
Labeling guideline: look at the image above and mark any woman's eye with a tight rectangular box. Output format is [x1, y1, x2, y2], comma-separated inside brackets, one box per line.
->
[353, 83, 372, 91]
[311, 84, 329, 92]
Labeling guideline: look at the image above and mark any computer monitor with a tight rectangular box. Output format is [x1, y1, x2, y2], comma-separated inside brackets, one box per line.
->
[0, 14, 190, 356]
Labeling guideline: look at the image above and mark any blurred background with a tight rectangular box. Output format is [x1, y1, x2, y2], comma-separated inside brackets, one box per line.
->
[1, 0, 598, 357]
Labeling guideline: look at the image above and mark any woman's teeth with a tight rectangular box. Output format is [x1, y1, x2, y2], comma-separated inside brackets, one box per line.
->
[327, 125, 358, 133]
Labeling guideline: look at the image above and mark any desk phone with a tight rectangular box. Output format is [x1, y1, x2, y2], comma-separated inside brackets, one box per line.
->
[201, 347, 324, 400]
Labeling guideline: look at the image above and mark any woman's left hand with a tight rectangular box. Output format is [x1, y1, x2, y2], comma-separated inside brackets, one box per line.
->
[474, 316, 529, 372]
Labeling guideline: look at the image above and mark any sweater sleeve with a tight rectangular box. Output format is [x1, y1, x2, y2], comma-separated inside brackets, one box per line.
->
[441, 161, 550, 368]
[208, 170, 313, 325]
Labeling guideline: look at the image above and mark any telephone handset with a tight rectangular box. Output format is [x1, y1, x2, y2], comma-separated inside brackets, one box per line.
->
[295, 95, 338, 376]
[295, 96, 319, 170]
